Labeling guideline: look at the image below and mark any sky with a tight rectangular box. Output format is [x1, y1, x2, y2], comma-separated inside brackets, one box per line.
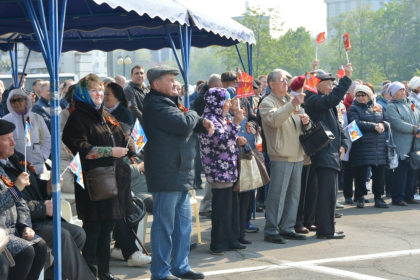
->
[181, 0, 327, 37]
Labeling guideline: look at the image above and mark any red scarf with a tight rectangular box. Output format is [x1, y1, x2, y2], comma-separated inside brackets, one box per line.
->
[343, 94, 354, 111]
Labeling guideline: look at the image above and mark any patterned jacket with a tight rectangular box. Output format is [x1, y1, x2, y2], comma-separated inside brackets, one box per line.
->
[0, 166, 42, 257]
[199, 88, 239, 184]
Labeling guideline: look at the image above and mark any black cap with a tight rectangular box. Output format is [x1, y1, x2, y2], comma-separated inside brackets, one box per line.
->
[317, 73, 335, 82]
[221, 71, 237, 82]
[0, 120, 15, 136]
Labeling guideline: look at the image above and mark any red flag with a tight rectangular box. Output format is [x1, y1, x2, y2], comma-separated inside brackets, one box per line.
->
[316, 32, 326, 44]
[343, 33, 351, 51]
[304, 72, 321, 94]
[236, 68, 254, 98]
[336, 65, 345, 79]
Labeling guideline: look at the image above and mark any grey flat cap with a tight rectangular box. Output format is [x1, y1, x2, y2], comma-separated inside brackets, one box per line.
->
[147, 65, 180, 85]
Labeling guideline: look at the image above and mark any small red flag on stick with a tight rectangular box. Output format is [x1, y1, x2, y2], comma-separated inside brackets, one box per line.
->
[336, 65, 345, 79]
[343, 33, 351, 64]
[317, 32, 326, 44]
[304, 72, 321, 94]
[236, 68, 254, 98]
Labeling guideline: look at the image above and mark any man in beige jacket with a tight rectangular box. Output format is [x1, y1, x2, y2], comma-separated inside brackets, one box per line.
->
[259, 69, 311, 244]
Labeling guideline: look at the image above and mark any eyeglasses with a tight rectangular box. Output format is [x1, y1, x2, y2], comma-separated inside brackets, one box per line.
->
[279, 78, 289, 84]
[355, 93, 367, 98]
[10, 98, 25, 103]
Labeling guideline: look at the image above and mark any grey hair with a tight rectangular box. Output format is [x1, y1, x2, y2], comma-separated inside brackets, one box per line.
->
[103, 77, 115, 84]
[207, 74, 221, 88]
[267, 69, 286, 90]
[40, 81, 50, 91]
[114, 75, 125, 83]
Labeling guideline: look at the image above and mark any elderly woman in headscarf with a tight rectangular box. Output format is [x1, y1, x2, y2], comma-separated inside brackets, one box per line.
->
[62, 74, 134, 279]
[104, 82, 133, 126]
[347, 85, 389, 209]
[386, 82, 420, 206]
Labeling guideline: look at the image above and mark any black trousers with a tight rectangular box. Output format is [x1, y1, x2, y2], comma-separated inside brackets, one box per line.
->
[211, 187, 240, 251]
[239, 191, 253, 239]
[114, 219, 139, 260]
[342, 160, 356, 199]
[82, 219, 115, 277]
[315, 167, 338, 236]
[0, 255, 7, 280]
[296, 164, 318, 228]
[354, 165, 385, 199]
[36, 220, 95, 280]
[8, 240, 47, 280]
[385, 168, 394, 195]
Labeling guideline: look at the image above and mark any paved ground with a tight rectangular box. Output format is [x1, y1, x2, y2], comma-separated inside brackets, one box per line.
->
[111, 189, 420, 280]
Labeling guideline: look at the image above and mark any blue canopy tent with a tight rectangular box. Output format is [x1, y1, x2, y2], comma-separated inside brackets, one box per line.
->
[0, 1, 255, 279]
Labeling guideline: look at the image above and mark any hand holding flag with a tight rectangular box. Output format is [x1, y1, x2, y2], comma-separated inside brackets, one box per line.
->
[304, 72, 321, 94]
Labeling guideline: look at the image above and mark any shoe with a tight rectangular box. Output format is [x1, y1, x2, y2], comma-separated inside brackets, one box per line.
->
[392, 201, 408, 206]
[335, 231, 344, 234]
[238, 237, 252, 244]
[306, 225, 317, 231]
[190, 242, 199, 251]
[228, 244, 247, 250]
[178, 270, 205, 279]
[356, 197, 365, 208]
[98, 272, 121, 280]
[245, 222, 259, 233]
[151, 276, 181, 280]
[264, 234, 286, 244]
[110, 248, 125, 261]
[199, 211, 211, 217]
[335, 213, 343, 218]
[256, 206, 264, 213]
[353, 197, 370, 203]
[209, 249, 224, 255]
[294, 226, 309, 234]
[374, 197, 389, 208]
[404, 199, 420, 204]
[317, 233, 345, 239]
[280, 232, 307, 240]
[336, 202, 344, 209]
[345, 197, 353, 204]
[366, 182, 371, 191]
[414, 194, 420, 201]
[257, 201, 266, 209]
[128, 251, 151, 267]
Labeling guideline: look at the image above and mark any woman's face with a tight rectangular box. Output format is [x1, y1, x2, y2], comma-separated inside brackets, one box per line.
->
[104, 87, 119, 108]
[89, 81, 104, 106]
[393, 88, 406, 100]
[222, 99, 232, 115]
[355, 91, 369, 104]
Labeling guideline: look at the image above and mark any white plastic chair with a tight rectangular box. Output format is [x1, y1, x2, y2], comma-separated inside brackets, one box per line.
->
[189, 190, 202, 244]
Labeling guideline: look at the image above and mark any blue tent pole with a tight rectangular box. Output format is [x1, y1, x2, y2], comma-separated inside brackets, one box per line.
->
[182, 25, 190, 109]
[163, 23, 185, 79]
[235, 44, 246, 71]
[6, 41, 17, 87]
[49, 0, 62, 278]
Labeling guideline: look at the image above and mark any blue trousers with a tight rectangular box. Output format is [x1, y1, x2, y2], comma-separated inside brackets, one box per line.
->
[150, 191, 191, 279]
[392, 159, 415, 203]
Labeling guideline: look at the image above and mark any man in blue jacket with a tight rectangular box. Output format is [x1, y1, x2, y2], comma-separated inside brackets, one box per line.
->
[143, 65, 214, 280]
[304, 64, 352, 239]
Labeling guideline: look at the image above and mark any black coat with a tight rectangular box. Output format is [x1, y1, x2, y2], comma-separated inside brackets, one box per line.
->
[110, 102, 134, 126]
[143, 88, 207, 193]
[123, 82, 149, 125]
[193, 84, 209, 116]
[347, 99, 389, 167]
[0, 151, 51, 231]
[62, 101, 134, 221]
[304, 76, 351, 171]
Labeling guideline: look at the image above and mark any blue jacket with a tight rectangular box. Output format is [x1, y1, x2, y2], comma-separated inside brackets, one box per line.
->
[376, 95, 389, 111]
[347, 99, 388, 167]
[143, 88, 207, 192]
[32, 97, 53, 131]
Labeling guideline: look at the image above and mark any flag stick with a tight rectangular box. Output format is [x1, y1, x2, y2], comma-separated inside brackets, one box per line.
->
[126, 139, 130, 149]
[61, 166, 69, 177]
[24, 145, 27, 173]
[345, 51, 350, 64]
[316, 44, 318, 60]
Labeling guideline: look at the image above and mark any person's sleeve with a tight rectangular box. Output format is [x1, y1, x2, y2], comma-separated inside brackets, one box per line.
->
[130, 164, 141, 180]
[124, 87, 142, 124]
[15, 199, 32, 231]
[209, 116, 239, 148]
[151, 103, 201, 136]
[340, 122, 349, 151]
[39, 117, 52, 160]
[307, 76, 352, 113]
[21, 191, 46, 221]
[62, 116, 95, 160]
[1, 90, 9, 116]
[244, 99, 259, 133]
[0, 187, 20, 213]
[33, 106, 50, 129]
[382, 108, 390, 131]
[193, 117, 208, 134]
[259, 98, 296, 128]
[347, 106, 376, 132]
[386, 104, 416, 134]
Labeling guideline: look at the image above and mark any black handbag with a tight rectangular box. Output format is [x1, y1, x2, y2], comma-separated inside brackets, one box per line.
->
[126, 196, 147, 228]
[408, 136, 420, 170]
[299, 120, 335, 156]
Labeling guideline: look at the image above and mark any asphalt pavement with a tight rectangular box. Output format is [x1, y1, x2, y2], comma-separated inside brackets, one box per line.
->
[111, 188, 420, 280]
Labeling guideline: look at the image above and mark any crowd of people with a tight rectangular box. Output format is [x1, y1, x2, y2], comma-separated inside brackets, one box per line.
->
[0, 59, 419, 280]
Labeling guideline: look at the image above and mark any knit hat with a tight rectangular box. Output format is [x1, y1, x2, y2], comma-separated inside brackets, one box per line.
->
[354, 85, 373, 99]
[409, 76, 420, 90]
[381, 83, 391, 96]
[347, 81, 360, 94]
[290, 76, 305, 91]
[388, 82, 405, 97]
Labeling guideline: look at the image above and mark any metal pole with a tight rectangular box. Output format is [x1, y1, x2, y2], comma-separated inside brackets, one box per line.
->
[235, 43, 246, 72]
[163, 23, 185, 79]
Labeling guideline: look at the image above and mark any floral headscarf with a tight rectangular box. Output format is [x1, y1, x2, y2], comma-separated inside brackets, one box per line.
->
[73, 74, 101, 109]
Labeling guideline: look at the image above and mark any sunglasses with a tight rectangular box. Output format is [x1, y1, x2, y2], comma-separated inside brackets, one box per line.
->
[10, 98, 25, 103]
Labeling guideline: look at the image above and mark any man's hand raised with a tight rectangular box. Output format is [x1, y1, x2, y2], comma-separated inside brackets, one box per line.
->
[292, 92, 306, 107]
[344, 63, 353, 78]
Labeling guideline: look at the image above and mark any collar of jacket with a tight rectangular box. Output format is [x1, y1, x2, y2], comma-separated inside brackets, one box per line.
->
[40, 97, 50, 106]
[270, 92, 292, 104]
[129, 81, 147, 91]
[390, 98, 408, 104]
[74, 101, 104, 122]
[353, 99, 373, 108]
[149, 88, 179, 105]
